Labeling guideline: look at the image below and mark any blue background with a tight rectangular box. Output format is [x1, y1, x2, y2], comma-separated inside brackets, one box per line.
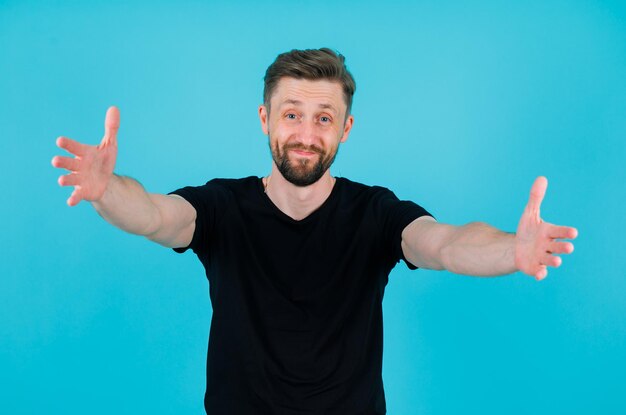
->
[1, 0, 625, 413]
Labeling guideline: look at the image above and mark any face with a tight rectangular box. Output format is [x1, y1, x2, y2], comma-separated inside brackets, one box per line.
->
[259, 78, 354, 186]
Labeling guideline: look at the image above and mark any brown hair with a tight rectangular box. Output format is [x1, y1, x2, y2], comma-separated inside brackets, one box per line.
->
[263, 48, 356, 115]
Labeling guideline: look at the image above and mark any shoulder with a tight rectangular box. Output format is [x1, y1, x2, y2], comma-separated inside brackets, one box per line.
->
[170, 176, 260, 207]
[205, 176, 260, 189]
[337, 176, 433, 220]
[185, 176, 261, 195]
[336, 177, 398, 201]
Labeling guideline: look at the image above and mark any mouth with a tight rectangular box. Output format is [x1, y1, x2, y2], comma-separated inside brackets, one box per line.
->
[290, 149, 318, 157]
[283, 142, 324, 157]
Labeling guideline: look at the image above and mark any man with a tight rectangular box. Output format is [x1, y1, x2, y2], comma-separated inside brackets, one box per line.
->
[52, 48, 577, 414]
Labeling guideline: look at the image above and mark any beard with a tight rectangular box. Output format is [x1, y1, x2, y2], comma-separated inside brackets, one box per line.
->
[269, 138, 339, 187]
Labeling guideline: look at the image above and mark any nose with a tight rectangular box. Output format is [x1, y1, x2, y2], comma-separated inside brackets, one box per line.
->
[297, 117, 318, 147]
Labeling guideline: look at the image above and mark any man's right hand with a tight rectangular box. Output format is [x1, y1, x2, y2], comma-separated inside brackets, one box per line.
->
[52, 106, 120, 206]
[51, 106, 196, 248]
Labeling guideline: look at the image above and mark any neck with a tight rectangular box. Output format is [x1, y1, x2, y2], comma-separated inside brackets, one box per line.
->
[264, 164, 336, 221]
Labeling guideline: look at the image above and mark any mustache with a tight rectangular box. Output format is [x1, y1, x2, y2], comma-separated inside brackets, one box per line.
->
[282, 142, 324, 155]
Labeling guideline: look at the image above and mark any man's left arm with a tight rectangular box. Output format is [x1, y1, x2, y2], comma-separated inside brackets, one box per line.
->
[401, 177, 578, 280]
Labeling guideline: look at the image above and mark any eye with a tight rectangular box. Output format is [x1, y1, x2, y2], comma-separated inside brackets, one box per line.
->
[320, 116, 332, 123]
[285, 113, 297, 120]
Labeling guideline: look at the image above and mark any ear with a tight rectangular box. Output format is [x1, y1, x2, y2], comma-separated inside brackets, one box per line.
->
[340, 114, 354, 143]
[259, 105, 269, 135]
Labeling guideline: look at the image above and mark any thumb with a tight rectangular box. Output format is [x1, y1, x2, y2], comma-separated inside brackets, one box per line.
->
[526, 176, 547, 213]
[104, 106, 120, 144]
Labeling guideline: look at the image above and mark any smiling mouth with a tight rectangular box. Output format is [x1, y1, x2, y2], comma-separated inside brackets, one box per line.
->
[290, 149, 317, 157]
[284, 143, 324, 156]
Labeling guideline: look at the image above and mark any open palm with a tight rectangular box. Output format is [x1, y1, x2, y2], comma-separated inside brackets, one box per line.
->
[515, 176, 578, 280]
[52, 106, 120, 206]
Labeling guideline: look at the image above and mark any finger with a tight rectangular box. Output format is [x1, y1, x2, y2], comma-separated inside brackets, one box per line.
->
[103, 106, 120, 144]
[526, 176, 548, 213]
[548, 224, 578, 240]
[58, 173, 82, 187]
[541, 253, 562, 268]
[535, 266, 548, 281]
[57, 136, 88, 157]
[548, 241, 574, 255]
[51, 155, 81, 172]
[67, 188, 83, 206]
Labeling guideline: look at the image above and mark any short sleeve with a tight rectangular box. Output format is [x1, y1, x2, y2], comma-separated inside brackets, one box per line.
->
[168, 179, 230, 255]
[373, 188, 434, 270]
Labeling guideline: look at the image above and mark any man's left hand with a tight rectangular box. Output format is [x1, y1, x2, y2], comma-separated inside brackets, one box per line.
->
[515, 176, 578, 280]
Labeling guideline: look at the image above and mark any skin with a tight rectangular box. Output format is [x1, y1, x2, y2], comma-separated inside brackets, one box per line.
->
[258, 78, 353, 220]
[401, 179, 578, 280]
[52, 107, 196, 248]
[51, 78, 577, 279]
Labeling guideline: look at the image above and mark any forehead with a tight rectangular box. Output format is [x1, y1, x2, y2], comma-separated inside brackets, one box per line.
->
[271, 77, 346, 111]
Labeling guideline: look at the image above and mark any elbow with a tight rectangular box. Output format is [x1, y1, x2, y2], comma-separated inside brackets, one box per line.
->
[143, 207, 165, 239]
[439, 243, 454, 273]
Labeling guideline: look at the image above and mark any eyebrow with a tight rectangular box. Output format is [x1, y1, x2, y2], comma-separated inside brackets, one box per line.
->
[280, 99, 338, 114]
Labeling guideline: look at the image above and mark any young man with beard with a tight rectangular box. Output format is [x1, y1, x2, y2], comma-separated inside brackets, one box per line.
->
[52, 48, 577, 414]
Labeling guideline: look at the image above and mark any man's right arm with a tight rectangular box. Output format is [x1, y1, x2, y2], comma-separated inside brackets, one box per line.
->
[92, 174, 196, 249]
[52, 106, 196, 249]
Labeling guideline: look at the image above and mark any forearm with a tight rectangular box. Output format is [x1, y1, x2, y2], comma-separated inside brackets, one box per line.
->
[402, 177, 577, 280]
[91, 174, 162, 237]
[440, 222, 517, 277]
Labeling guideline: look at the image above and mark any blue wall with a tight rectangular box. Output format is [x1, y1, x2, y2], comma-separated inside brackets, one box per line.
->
[1, 1, 624, 413]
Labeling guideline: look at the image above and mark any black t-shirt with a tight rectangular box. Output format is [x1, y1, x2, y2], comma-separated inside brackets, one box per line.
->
[170, 176, 432, 415]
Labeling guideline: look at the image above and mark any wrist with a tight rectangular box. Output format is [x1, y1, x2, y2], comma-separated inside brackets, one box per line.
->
[92, 173, 120, 209]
